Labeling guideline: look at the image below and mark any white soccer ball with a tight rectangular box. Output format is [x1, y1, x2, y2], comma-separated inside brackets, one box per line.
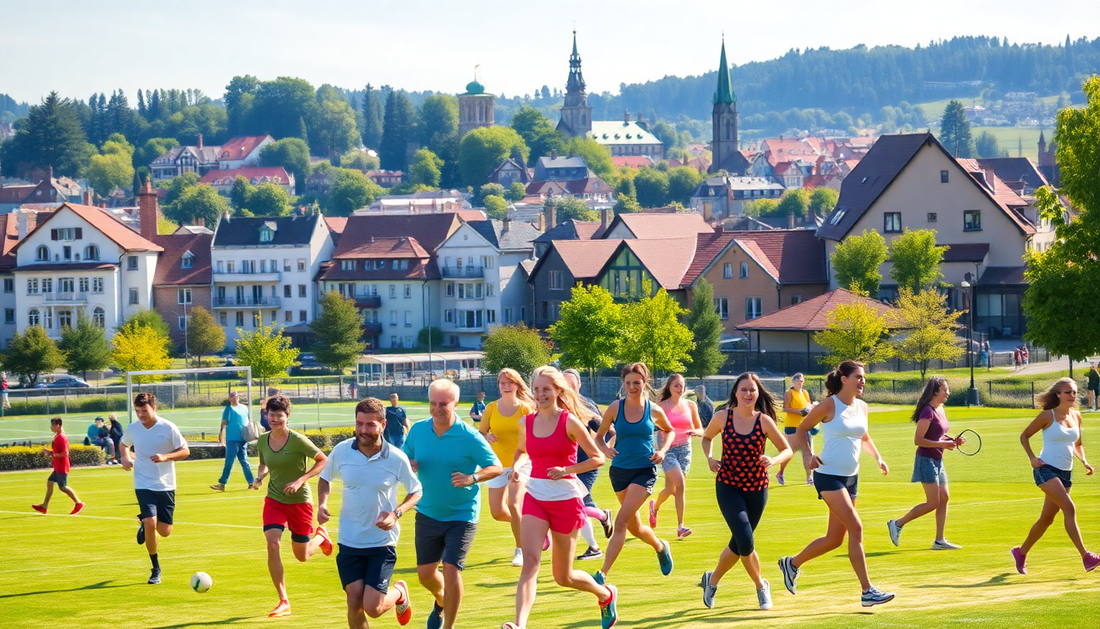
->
[190, 571, 213, 593]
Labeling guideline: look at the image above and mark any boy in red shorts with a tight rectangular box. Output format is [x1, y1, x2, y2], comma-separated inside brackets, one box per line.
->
[33, 417, 84, 515]
[250, 395, 332, 617]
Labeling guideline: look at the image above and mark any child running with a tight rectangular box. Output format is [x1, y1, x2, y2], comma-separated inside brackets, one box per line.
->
[502, 366, 616, 629]
[594, 363, 676, 584]
[1012, 378, 1099, 574]
[887, 376, 965, 550]
[32, 417, 84, 515]
[651, 373, 704, 539]
[777, 361, 895, 607]
[777, 373, 816, 486]
[699, 373, 791, 610]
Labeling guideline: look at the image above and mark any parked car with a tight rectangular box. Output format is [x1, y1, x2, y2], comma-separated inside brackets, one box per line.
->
[36, 376, 92, 389]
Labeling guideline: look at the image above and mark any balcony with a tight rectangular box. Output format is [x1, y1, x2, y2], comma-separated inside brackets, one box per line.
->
[363, 322, 383, 335]
[212, 296, 282, 309]
[441, 266, 484, 278]
[353, 294, 382, 308]
[44, 292, 88, 303]
[213, 270, 281, 283]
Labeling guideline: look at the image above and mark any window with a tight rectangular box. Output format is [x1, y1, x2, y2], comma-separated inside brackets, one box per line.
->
[235, 312, 244, 327]
[964, 210, 982, 231]
[927, 212, 937, 223]
[27, 279, 38, 294]
[43, 309, 52, 329]
[341, 260, 355, 271]
[884, 212, 902, 233]
[260, 228, 273, 243]
[390, 310, 397, 325]
[828, 208, 846, 226]
[791, 294, 803, 305]
[503, 307, 513, 324]
[216, 260, 224, 273]
[714, 297, 729, 320]
[404, 284, 411, 298]
[940, 170, 949, 183]
[389, 285, 396, 298]
[28, 308, 39, 327]
[78, 278, 89, 293]
[220, 312, 228, 326]
[58, 278, 74, 293]
[739, 262, 749, 279]
[297, 259, 306, 271]
[3, 309, 12, 324]
[93, 307, 105, 328]
[252, 312, 260, 328]
[52, 227, 80, 241]
[396, 259, 407, 270]
[84, 245, 100, 261]
[3, 278, 11, 293]
[486, 309, 496, 324]
[177, 288, 192, 305]
[404, 335, 413, 347]
[129, 288, 139, 305]
[445, 309, 454, 323]
[58, 310, 72, 329]
[270, 310, 277, 324]
[486, 283, 495, 296]
[284, 259, 291, 272]
[445, 283, 454, 297]
[745, 297, 762, 320]
[549, 270, 563, 290]
[284, 285, 292, 298]
[178, 315, 190, 331]
[92, 278, 103, 294]
[299, 310, 307, 322]
[285, 311, 293, 323]
[723, 263, 733, 279]
[63, 245, 72, 261]
[36, 245, 49, 261]
[227, 261, 235, 273]
[42, 279, 52, 293]
[298, 285, 306, 298]
[404, 311, 412, 327]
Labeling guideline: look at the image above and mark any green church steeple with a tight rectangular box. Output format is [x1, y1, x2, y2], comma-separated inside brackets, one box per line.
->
[714, 38, 735, 105]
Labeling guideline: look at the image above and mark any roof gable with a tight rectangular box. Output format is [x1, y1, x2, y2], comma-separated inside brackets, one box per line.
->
[334, 213, 461, 258]
[213, 214, 321, 247]
[737, 288, 894, 331]
[681, 229, 827, 288]
[14, 203, 163, 254]
[152, 233, 212, 285]
[602, 212, 714, 240]
[529, 239, 621, 282]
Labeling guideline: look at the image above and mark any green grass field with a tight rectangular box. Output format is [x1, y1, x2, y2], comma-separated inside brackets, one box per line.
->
[1, 408, 1097, 628]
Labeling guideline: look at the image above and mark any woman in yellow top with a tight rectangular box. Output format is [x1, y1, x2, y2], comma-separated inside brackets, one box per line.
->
[479, 368, 536, 567]
[777, 373, 817, 486]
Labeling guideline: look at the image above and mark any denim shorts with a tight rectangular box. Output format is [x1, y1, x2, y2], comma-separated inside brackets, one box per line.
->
[661, 442, 692, 474]
[1033, 464, 1072, 489]
[911, 454, 948, 485]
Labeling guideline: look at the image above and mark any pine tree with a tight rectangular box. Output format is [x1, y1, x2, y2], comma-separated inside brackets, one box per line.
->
[685, 279, 725, 378]
[59, 313, 112, 381]
[361, 83, 383, 149]
[939, 100, 973, 158]
[136, 89, 147, 119]
[5, 92, 90, 177]
[379, 90, 416, 171]
[149, 89, 161, 121]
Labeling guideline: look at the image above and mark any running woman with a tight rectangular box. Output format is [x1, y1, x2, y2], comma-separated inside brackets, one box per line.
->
[594, 363, 676, 583]
[777, 361, 895, 607]
[479, 368, 536, 567]
[250, 395, 333, 618]
[563, 368, 614, 561]
[887, 377, 964, 550]
[650, 373, 704, 539]
[1012, 378, 1100, 573]
[777, 373, 817, 486]
[699, 373, 791, 610]
[32, 417, 84, 515]
[502, 366, 616, 629]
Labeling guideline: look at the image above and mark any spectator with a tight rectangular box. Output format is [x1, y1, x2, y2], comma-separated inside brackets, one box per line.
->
[85, 416, 116, 463]
[260, 388, 278, 432]
[470, 390, 487, 423]
[210, 391, 255, 491]
[384, 393, 410, 449]
[1087, 363, 1100, 412]
[978, 343, 989, 371]
[348, 380, 358, 399]
[1, 372, 9, 409]
[108, 414, 125, 463]
[695, 385, 715, 428]
[1014, 347, 1022, 372]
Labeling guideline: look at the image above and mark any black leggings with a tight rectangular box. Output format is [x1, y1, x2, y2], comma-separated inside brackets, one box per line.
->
[715, 482, 768, 556]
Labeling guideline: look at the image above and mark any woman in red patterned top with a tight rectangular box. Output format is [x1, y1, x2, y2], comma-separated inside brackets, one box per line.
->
[698, 373, 791, 610]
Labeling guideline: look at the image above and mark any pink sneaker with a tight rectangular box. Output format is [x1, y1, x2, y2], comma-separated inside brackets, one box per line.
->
[677, 526, 692, 540]
[1011, 547, 1027, 575]
[648, 500, 657, 528]
[1084, 552, 1100, 573]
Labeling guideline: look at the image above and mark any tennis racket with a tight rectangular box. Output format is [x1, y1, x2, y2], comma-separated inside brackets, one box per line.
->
[953, 429, 982, 456]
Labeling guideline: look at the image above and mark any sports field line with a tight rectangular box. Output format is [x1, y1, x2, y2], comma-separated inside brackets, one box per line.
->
[0, 510, 259, 529]
[0, 548, 262, 576]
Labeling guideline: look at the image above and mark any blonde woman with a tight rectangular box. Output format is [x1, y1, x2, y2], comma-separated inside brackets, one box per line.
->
[480, 368, 537, 566]
[778, 373, 816, 486]
[651, 373, 704, 539]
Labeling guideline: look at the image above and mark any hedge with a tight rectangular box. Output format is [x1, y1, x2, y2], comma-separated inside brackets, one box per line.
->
[1, 394, 130, 417]
[0, 444, 106, 471]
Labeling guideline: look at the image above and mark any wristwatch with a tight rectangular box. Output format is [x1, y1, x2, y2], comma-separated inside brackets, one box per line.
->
[395, 508, 404, 519]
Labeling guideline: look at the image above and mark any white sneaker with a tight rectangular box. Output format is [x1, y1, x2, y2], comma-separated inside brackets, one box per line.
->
[512, 548, 523, 567]
[756, 579, 772, 610]
[932, 539, 962, 550]
[887, 520, 902, 547]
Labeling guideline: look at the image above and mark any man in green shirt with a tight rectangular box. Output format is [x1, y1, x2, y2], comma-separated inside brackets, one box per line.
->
[250, 395, 331, 618]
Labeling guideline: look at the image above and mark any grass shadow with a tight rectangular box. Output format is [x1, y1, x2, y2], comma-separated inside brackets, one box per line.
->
[913, 572, 1076, 589]
[0, 580, 138, 599]
[150, 618, 250, 629]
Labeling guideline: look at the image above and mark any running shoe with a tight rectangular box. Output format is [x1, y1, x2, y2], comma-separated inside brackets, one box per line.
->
[756, 579, 772, 610]
[698, 571, 717, 609]
[315, 525, 333, 556]
[427, 601, 444, 629]
[887, 520, 902, 547]
[860, 586, 895, 607]
[677, 526, 692, 540]
[393, 580, 412, 626]
[601, 509, 614, 538]
[932, 539, 962, 550]
[1084, 552, 1100, 573]
[599, 584, 618, 629]
[268, 600, 291, 617]
[501, 624, 519, 629]
[31, 504, 47, 514]
[593, 570, 605, 585]
[648, 500, 657, 528]
[777, 556, 799, 595]
[577, 547, 604, 561]
[70, 502, 85, 515]
[776, 472, 785, 486]
[512, 548, 524, 567]
[148, 567, 161, 585]
[210, 483, 225, 491]
[806, 477, 814, 486]
[656, 540, 673, 576]
[1011, 546, 1027, 575]
[136, 517, 146, 545]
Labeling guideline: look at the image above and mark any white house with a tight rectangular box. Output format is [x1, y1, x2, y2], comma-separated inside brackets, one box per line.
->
[216, 136, 275, 170]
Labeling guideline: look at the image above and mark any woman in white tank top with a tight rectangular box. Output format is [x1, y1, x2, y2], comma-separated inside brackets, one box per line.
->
[1012, 378, 1098, 574]
[776, 361, 895, 608]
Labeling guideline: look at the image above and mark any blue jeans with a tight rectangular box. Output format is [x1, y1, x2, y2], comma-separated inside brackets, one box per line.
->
[219, 441, 254, 485]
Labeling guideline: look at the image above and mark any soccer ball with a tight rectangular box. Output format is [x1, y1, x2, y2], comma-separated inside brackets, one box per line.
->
[190, 571, 213, 593]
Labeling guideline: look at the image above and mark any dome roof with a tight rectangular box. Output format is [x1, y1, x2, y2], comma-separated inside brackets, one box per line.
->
[464, 80, 485, 95]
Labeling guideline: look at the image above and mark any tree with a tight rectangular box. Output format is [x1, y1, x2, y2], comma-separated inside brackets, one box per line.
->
[614, 176, 641, 214]
[552, 196, 598, 222]
[1024, 76, 1100, 368]
[86, 145, 135, 195]
[667, 166, 704, 205]
[58, 313, 112, 380]
[252, 77, 319, 142]
[417, 95, 458, 147]
[483, 195, 508, 220]
[887, 288, 964, 379]
[360, 83, 383, 149]
[311, 93, 360, 157]
[328, 168, 384, 216]
[459, 126, 528, 186]
[832, 229, 888, 296]
[259, 137, 311, 194]
[743, 198, 779, 217]
[566, 136, 615, 183]
[813, 301, 892, 365]
[621, 280, 694, 374]
[168, 184, 230, 226]
[2, 326, 65, 386]
[504, 181, 527, 202]
[975, 131, 1004, 158]
[132, 137, 179, 170]
[0, 92, 90, 178]
[808, 187, 839, 215]
[379, 90, 417, 171]
[776, 188, 810, 219]
[185, 306, 225, 367]
[119, 309, 171, 342]
[685, 279, 725, 377]
[338, 149, 379, 172]
[481, 324, 551, 376]
[235, 323, 300, 390]
[939, 100, 973, 158]
[550, 285, 625, 384]
[247, 183, 292, 216]
[163, 171, 200, 206]
[474, 183, 505, 206]
[417, 326, 443, 350]
[230, 176, 252, 211]
[510, 106, 566, 163]
[634, 168, 670, 208]
[111, 322, 173, 383]
[888, 229, 947, 293]
[408, 148, 443, 188]
[312, 291, 366, 371]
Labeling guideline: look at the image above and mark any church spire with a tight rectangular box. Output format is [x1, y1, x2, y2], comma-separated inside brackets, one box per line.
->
[566, 30, 586, 95]
[714, 38, 735, 105]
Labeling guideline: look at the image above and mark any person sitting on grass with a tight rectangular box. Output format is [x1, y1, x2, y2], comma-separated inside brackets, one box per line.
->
[32, 417, 84, 515]
[86, 417, 116, 464]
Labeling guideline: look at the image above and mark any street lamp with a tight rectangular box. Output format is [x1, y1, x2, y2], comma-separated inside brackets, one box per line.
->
[960, 273, 980, 407]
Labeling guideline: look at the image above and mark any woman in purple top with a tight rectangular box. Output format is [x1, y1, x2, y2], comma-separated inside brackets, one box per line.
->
[887, 377, 965, 550]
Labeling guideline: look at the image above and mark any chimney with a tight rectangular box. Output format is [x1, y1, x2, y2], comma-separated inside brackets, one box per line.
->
[16, 210, 37, 240]
[600, 208, 609, 231]
[46, 165, 53, 182]
[788, 212, 796, 229]
[537, 213, 545, 233]
[197, 133, 203, 149]
[544, 203, 556, 231]
[137, 178, 158, 241]
[82, 189, 93, 206]
[196, 217, 205, 228]
[551, 149, 558, 159]
[502, 214, 511, 232]
[624, 111, 631, 123]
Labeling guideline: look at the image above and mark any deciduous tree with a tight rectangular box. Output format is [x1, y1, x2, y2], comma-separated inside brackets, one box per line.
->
[621, 280, 694, 374]
[2, 326, 65, 387]
[483, 194, 508, 220]
[327, 168, 384, 216]
[168, 184, 230, 226]
[185, 306, 225, 367]
[59, 313, 112, 380]
[814, 301, 892, 365]
[259, 137, 311, 194]
[888, 228, 947, 293]
[408, 148, 443, 188]
[887, 288, 963, 379]
[247, 183, 292, 216]
[481, 324, 551, 376]
[776, 188, 810, 219]
[808, 187, 839, 215]
[235, 323, 300, 390]
[111, 322, 172, 383]
[550, 285, 625, 384]
[312, 291, 366, 371]
[832, 229, 888, 297]
[634, 168, 670, 208]
[551, 196, 597, 222]
[459, 126, 528, 186]
[667, 166, 704, 206]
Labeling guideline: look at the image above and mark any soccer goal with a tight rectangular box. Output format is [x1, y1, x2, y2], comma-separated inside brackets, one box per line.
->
[125, 366, 253, 437]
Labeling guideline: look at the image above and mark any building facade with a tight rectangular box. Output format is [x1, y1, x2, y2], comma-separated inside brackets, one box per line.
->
[458, 80, 496, 137]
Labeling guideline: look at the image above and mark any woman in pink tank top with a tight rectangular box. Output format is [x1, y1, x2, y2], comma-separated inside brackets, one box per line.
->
[652, 373, 704, 539]
[503, 366, 617, 629]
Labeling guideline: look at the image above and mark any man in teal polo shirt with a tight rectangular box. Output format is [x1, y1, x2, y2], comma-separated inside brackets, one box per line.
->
[212, 391, 255, 491]
[404, 379, 502, 629]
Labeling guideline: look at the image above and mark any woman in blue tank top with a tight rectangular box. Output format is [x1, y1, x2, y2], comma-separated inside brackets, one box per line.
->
[594, 363, 677, 584]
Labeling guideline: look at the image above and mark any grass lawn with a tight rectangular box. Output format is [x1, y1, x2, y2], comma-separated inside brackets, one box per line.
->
[1, 407, 1097, 628]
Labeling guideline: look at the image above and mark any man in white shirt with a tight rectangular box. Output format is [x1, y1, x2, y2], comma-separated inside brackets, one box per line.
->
[120, 392, 190, 585]
[319, 397, 422, 629]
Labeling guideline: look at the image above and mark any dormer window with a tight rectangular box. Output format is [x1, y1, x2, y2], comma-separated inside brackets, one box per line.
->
[84, 245, 100, 261]
[182, 252, 194, 269]
[36, 245, 50, 261]
[341, 260, 355, 271]
[259, 222, 277, 243]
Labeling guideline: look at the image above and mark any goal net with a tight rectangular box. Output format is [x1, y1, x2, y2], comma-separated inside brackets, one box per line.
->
[125, 366, 253, 443]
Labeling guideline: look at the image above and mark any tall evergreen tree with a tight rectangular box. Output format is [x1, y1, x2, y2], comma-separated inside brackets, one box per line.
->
[685, 279, 725, 378]
[361, 83, 383, 149]
[0, 92, 89, 178]
[939, 100, 974, 158]
[312, 291, 366, 371]
[379, 90, 416, 171]
[148, 89, 161, 121]
[136, 89, 147, 119]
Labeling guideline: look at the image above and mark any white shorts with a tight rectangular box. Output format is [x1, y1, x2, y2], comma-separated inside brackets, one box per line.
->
[487, 460, 531, 490]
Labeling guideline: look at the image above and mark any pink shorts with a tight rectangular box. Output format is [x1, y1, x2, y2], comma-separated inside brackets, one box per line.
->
[522, 495, 586, 535]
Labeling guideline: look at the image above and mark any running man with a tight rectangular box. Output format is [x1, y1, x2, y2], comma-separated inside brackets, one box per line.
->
[120, 393, 190, 585]
[563, 368, 614, 561]
[32, 417, 84, 515]
[319, 398, 423, 629]
[651, 373, 704, 539]
[385, 393, 410, 449]
[404, 379, 502, 629]
[251, 395, 333, 617]
[1012, 378, 1099, 573]
[777, 373, 816, 486]
[211, 391, 254, 491]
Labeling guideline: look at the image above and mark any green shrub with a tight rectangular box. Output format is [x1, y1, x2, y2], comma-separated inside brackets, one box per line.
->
[0, 444, 105, 471]
[185, 444, 258, 460]
[1, 394, 130, 417]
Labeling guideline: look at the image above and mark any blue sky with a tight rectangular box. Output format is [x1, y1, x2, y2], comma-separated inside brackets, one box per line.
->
[1, 0, 1096, 103]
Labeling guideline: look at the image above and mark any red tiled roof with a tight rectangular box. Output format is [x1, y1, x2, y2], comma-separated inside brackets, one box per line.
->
[737, 288, 894, 332]
[152, 233, 212, 285]
[618, 238, 698, 290]
[13, 204, 162, 255]
[318, 238, 433, 281]
[325, 216, 348, 234]
[199, 167, 291, 187]
[0, 185, 35, 204]
[333, 214, 461, 258]
[551, 240, 622, 279]
[339, 236, 430, 259]
[218, 136, 272, 161]
[456, 210, 488, 222]
[605, 212, 714, 240]
[611, 156, 654, 169]
[680, 229, 827, 288]
[0, 214, 20, 271]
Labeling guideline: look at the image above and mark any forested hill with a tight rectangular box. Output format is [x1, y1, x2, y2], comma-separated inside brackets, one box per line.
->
[589, 36, 1100, 121]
